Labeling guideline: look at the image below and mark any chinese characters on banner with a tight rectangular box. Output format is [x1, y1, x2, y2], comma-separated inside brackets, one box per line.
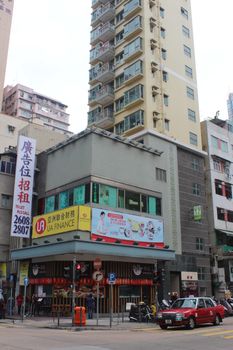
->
[10, 136, 36, 238]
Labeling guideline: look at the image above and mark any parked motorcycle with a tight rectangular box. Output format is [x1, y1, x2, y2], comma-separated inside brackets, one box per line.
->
[129, 302, 154, 322]
[219, 299, 233, 317]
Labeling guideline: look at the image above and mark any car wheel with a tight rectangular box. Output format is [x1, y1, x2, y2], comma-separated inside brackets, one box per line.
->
[160, 325, 168, 330]
[213, 315, 220, 326]
[187, 317, 195, 330]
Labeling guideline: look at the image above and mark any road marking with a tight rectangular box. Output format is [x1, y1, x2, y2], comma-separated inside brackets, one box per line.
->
[202, 330, 233, 337]
[224, 335, 233, 339]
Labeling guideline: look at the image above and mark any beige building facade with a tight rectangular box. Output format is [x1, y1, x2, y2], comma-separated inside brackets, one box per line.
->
[0, 116, 72, 287]
[0, 113, 72, 154]
[2, 84, 71, 134]
[88, 0, 202, 149]
[0, 0, 14, 110]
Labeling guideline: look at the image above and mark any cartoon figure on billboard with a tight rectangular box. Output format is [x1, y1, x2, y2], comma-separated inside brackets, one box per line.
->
[96, 211, 107, 235]
[145, 221, 155, 240]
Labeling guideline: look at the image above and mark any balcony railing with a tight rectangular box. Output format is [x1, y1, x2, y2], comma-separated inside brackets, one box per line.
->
[91, 3, 115, 27]
[91, 22, 115, 45]
[89, 85, 114, 106]
[89, 63, 115, 84]
[88, 109, 114, 128]
[92, 0, 109, 9]
[90, 42, 115, 64]
[124, 0, 142, 20]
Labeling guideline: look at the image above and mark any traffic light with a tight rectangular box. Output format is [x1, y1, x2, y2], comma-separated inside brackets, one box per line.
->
[153, 271, 161, 284]
[153, 269, 166, 284]
[161, 268, 165, 282]
[63, 263, 73, 280]
[75, 263, 81, 281]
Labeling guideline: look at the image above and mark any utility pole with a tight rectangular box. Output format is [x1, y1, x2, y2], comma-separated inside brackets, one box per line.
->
[72, 256, 76, 326]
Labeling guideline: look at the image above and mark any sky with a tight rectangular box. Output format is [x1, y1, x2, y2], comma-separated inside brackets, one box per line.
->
[4, 0, 233, 134]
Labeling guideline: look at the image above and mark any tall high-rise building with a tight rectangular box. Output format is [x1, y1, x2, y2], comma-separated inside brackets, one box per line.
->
[2, 84, 71, 134]
[227, 93, 233, 120]
[88, 0, 202, 149]
[0, 0, 14, 110]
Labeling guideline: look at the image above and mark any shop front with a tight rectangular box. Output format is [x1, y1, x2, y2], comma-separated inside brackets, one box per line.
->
[11, 239, 175, 315]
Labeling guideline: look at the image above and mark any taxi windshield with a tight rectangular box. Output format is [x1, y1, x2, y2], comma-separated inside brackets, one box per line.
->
[172, 298, 197, 309]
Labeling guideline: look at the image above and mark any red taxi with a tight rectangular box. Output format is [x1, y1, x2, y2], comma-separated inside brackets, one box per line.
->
[156, 297, 225, 330]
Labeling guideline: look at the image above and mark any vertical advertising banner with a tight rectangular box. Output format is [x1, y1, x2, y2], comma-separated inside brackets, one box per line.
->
[10, 136, 36, 238]
[19, 261, 29, 286]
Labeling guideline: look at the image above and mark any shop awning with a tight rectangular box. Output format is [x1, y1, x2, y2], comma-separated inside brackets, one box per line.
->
[216, 229, 233, 237]
[11, 239, 175, 263]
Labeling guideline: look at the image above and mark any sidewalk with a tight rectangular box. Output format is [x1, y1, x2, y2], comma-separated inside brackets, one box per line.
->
[0, 315, 159, 331]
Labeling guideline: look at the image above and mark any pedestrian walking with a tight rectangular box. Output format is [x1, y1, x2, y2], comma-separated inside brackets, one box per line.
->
[86, 293, 95, 319]
[16, 293, 23, 316]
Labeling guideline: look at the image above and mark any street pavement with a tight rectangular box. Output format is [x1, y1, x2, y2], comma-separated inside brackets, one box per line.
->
[0, 314, 158, 331]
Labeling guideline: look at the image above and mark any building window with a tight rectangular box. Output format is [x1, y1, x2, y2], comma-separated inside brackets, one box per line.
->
[192, 183, 201, 196]
[1, 194, 12, 209]
[116, 10, 124, 24]
[198, 267, 205, 281]
[217, 207, 225, 221]
[116, 30, 124, 45]
[0, 159, 16, 175]
[185, 65, 193, 78]
[124, 109, 144, 131]
[45, 196, 55, 213]
[164, 119, 170, 131]
[124, 84, 144, 106]
[188, 108, 196, 122]
[161, 48, 167, 60]
[115, 96, 125, 112]
[162, 71, 168, 82]
[181, 7, 189, 19]
[124, 15, 142, 38]
[115, 51, 124, 66]
[160, 7, 165, 18]
[184, 45, 191, 57]
[156, 168, 167, 182]
[124, 37, 142, 59]
[163, 94, 169, 106]
[211, 136, 228, 153]
[189, 132, 198, 146]
[160, 27, 166, 39]
[182, 25, 190, 38]
[124, 60, 143, 82]
[8, 125, 15, 133]
[125, 191, 140, 211]
[187, 86, 194, 99]
[191, 158, 200, 171]
[115, 121, 125, 135]
[115, 73, 125, 89]
[196, 238, 204, 251]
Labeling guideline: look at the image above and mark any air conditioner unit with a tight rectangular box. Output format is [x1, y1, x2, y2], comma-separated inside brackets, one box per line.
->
[150, 39, 157, 50]
[151, 61, 158, 73]
[149, 0, 156, 8]
[152, 85, 159, 96]
[150, 17, 156, 27]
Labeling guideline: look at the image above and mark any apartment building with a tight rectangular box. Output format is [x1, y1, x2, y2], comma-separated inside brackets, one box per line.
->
[2, 84, 71, 135]
[88, 0, 202, 149]
[0, 0, 14, 110]
[201, 118, 233, 297]
[132, 129, 211, 297]
[227, 93, 233, 121]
